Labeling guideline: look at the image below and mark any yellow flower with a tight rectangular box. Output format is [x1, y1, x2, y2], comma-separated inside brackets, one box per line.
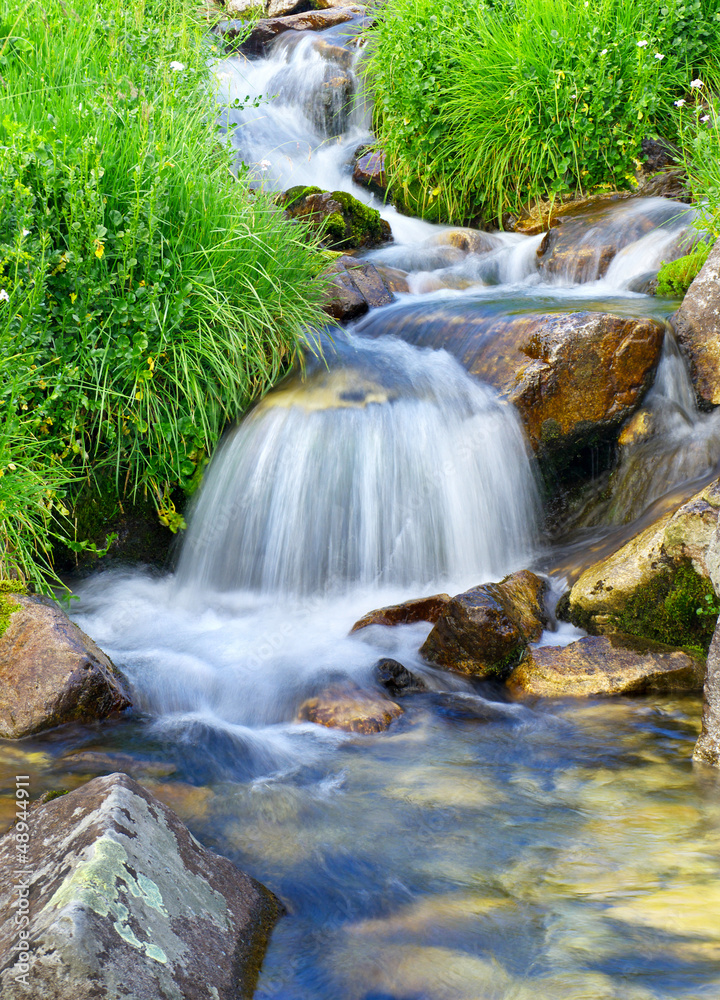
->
[69, 292, 77, 303]
[94, 240, 105, 259]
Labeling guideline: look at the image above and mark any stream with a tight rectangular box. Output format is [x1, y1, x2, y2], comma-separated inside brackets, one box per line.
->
[2, 15, 720, 999]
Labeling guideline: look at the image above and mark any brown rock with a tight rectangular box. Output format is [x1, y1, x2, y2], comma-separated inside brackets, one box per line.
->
[0, 773, 283, 999]
[420, 570, 548, 678]
[353, 150, 388, 197]
[280, 187, 392, 251]
[672, 238, 720, 409]
[297, 683, 403, 733]
[322, 255, 397, 322]
[373, 658, 429, 696]
[350, 593, 451, 632]
[694, 619, 720, 766]
[356, 304, 665, 465]
[507, 633, 705, 698]
[236, 8, 361, 57]
[0, 594, 131, 739]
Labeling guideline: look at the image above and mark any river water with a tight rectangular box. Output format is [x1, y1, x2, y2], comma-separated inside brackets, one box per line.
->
[2, 16, 720, 999]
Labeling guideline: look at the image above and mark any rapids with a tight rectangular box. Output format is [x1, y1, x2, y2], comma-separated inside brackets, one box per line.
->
[2, 15, 720, 1000]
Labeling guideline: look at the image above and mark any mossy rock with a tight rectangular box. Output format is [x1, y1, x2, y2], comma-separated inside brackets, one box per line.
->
[278, 187, 392, 250]
[0, 580, 27, 637]
[656, 244, 711, 298]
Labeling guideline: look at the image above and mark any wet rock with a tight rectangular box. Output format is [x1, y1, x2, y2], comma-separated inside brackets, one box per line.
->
[297, 683, 403, 733]
[694, 619, 720, 766]
[562, 478, 720, 649]
[353, 149, 388, 198]
[673, 239, 720, 409]
[280, 186, 392, 251]
[430, 228, 497, 254]
[266, 0, 308, 16]
[355, 302, 665, 469]
[225, 0, 265, 14]
[322, 255, 398, 322]
[351, 593, 451, 632]
[536, 197, 688, 282]
[420, 570, 548, 678]
[315, 73, 353, 136]
[638, 168, 688, 201]
[0, 773, 282, 999]
[235, 8, 361, 57]
[374, 658, 429, 696]
[507, 633, 705, 698]
[641, 136, 678, 174]
[0, 594, 131, 739]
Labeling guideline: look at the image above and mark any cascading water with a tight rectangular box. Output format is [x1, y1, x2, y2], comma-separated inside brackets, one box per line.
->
[176, 335, 539, 595]
[11, 18, 720, 1000]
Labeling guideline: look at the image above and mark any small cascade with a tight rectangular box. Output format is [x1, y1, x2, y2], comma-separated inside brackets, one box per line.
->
[176, 336, 540, 596]
[599, 333, 720, 523]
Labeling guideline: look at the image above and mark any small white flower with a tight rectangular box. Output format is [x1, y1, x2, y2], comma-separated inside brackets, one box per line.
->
[600, 48, 608, 55]
[701, 115, 711, 123]
[674, 98, 686, 107]
[0, 289, 9, 302]
[655, 53, 664, 60]
[690, 78, 704, 88]
[259, 159, 272, 171]
[22, 228, 30, 237]
[637, 40, 648, 47]
[169, 61, 185, 72]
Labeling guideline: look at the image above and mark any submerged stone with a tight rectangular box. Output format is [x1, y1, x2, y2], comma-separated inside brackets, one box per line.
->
[694, 620, 720, 767]
[322, 255, 399, 322]
[0, 773, 283, 999]
[673, 238, 720, 409]
[420, 570, 548, 678]
[507, 633, 705, 698]
[297, 682, 403, 733]
[351, 593, 451, 632]
[0, 594, 131, 739]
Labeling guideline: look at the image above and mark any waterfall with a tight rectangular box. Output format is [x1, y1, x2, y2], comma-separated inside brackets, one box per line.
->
[176, 335, 540, 596]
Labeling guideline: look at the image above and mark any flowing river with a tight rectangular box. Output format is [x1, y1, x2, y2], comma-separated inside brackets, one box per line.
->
[2, 15, 720, 999]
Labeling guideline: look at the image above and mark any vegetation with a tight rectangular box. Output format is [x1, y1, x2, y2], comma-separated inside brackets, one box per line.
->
[0, 0, 328, 588]
[656, 244, 711, 297]
[679, 90, 720, 236]
[367, 0, 720, 223]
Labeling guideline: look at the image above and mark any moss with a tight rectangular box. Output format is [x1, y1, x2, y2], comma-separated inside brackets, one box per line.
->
[656, 244, 710, 298]
[569, 560, 717, 652]
[279, 185, 322, 207]
[323, 210, 347, 244]
[0, 579, 27, 637]
[329, 190, 385, 245]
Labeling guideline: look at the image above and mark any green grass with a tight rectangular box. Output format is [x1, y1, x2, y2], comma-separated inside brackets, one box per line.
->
[656, 244, 711, 296]
[679, 88, 720, 238]
[367, 0, 720, 223]
[0, 0, 329, 587]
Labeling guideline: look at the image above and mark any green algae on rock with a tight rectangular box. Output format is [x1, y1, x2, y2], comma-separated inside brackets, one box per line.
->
[0, 772, 283, 999]
[279, 187, 392, 250]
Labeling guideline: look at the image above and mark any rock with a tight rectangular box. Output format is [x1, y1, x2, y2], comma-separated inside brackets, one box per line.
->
[507, 633, 705, 698]
[641, 136, 678, 173]
[350, 593, 451, 632]
[637, 168, 688, 201]
[280, 186, 392, 251]
[536, 197, 690, 282]
[266, 0, 306, 16]
[315, 73, 354, 137]
[297, 683, 403, 733]
[374, 658, 429, 696]
[561, 478, 720, 649]
[0, 773, 282, 999]
[420, 570, 548, 678]
[226, 0, 264, 14]
[694, 619, 720, 766]
[322, 255, 398, 322]
[235, 8, 361, 57]
[0, 594, 131, 739]
[355, 303, 665, 469]
[352, 150, 388, 198]
[672, 238, 720, 409]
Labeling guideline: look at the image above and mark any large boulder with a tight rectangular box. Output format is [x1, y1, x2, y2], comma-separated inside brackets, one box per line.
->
[673, 238, 720, 410]
[0, 773, 282, 999]
[419, 570, 548, 678]
[0, 593, 131, 739]
[350, 593, 451, 632]
[560, 478, 720, 650]
[355, 303, 665, 470]
[322, 255, 404, 323]
[694, 619, 720, 766]
[507, 633, 705, 698]
[297, 682, 403, 733]
[279, 186, 392, 251]
[229, 8, 363, 57]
